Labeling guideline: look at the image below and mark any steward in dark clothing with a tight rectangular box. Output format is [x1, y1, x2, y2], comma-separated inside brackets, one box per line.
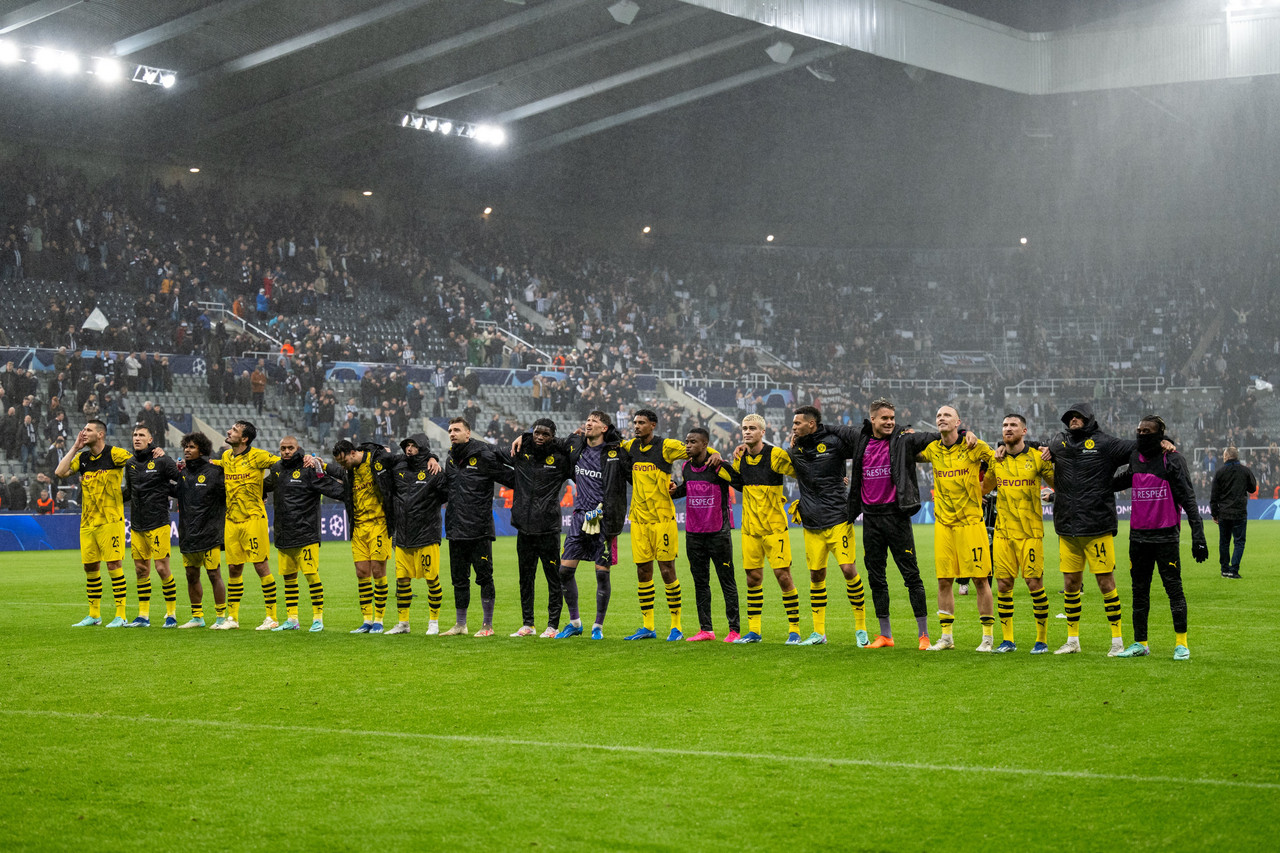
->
[1112, 423, 1208, 650]
[263, 450, 345, 550]
[443, 429, 514, 630]
[1210, 455, 1257, 578]
[124, 445, 180, 535]
[500, 420, 572, 632]
[1045, 402, 1135, 538]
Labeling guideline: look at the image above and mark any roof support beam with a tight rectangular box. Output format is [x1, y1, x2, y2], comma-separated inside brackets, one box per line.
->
[111, 0, 268, 57]
[0, 0, 82, 36]
[515, 44, 845, 158]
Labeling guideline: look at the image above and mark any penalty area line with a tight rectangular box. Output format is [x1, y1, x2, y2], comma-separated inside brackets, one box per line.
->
[1, 709, 1277, 791]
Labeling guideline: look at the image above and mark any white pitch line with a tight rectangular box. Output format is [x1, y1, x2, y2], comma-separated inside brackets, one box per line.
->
[1, 709, 1276, 791]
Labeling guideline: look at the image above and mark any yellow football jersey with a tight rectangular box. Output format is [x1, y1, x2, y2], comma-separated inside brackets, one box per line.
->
[918, 437, 993, 526]
[214, 446, 279, 523]
[69, 445, 132, 528]
[352, 453, 385, 525]
[732, 444, 794, 536]
[984, 447, 1054, 540]
[621, 437, 688, 525]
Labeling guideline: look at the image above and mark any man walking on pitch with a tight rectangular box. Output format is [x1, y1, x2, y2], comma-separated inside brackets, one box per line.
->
[730, 414, 802, 643]
[672, 427, 741, 642]
[263, 436, 345, 632]
[844, 399, 942, 650]
[498, 418, 571, 637]
[441, 417, 514, 637]
[983, 414, 1054, 653]
[1112, 415, 1208, 660]
[1210, 446, 1255, 579]
[57, 419, 134, 627]
[916, 405, 995, 651]
[122, 424, 181, 627]
[171, 432, 228, 628]
[386, 433, 449, 634]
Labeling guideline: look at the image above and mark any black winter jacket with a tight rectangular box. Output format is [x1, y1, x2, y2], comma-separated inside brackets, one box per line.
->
[171, 456, 225, 554]
[124, 446, 180, 532]
[788, 424, 856, 530]
[1046, 402, 1135, 538]
[264, 453, 345, 549]
[444, 437, 514, 541]
[1210, 460, 1256, 521]
[846, 422, 940, 521]
[500, 436, 572, 536]
[391, 441, 449, 548]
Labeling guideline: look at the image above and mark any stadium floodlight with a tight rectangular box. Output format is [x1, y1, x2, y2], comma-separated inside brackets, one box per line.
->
[132, 64, 178, 87]
[1020, 237, 1028, 245]
[32, 46, 63, 71]
[425, 117, 438, 132]
[160, 72, 176, 88]
[93, 57, 122, 82]
[438, 120, 453, 135]
[765, 41, 795, 64]
[0, 41, 19, 65]
[608, 1, 640, 26]
[398, 111, 507, 147]
[483, 207, 493, 215]
[642, 226, 651, 234]
[766, 234, 775, 242]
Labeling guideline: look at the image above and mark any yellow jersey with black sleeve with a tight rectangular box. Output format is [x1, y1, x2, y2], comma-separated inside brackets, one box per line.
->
[918, 436, 994, 526]
[68, 445, 132, 528]
[620, 437, 688, 525]
[984, 446, 1055, 540]
[732, 443, 794, 537]
[213, 446, 280, 523]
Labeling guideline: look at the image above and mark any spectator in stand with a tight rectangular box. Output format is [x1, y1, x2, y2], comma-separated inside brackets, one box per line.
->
[7, 475, 28, 511]
[1210, 446, 1257, 580]
[35, 488, 54, 514]
[316, 390, 336, 446]
[18, 414, 38, 471]
[41, 435, 66, 473]
[251, 360, 269, 415]
[0, 406, 17, 459]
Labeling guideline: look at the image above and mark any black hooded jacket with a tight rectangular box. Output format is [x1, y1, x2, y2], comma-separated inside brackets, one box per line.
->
[1047, 402, 1136, 538]
[391, 433, 449, 548]
[124, 445, 180, 532]
[444, 437, 514, 541]
[499, 434, 572, 536]
[845, 422, 940, 521]
[788, 424, 857, 530]
[263, 451, 345, 549]
[171, 456, 225, 554]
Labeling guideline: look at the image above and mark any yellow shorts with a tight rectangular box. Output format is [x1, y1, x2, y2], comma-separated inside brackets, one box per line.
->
[81, 522, 126, 565]
[352, 519, 392, 562]
[632, 520, 678, 563]
[395, 544, 441, 580]
[993, 535, 1043, 580]
[182, 548, 221, 573]
[225, 516, 270, 565]
[742, 532, 792, 571]
[1059, 534, 1116, 575]
[130, 525, 171, 562]
[803, 523, 855, 573]
[278, 545, 320, 577]
[934, 522, 992, 579]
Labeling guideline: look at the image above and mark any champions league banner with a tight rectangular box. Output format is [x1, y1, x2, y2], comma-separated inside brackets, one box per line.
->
[4, 499, 1279, 552]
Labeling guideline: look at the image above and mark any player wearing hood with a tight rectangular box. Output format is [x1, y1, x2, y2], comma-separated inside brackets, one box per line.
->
[122, 424, 181, 627]
[386, 433, 449, 635]
[263, 436, 345, 632]
[170, 431, 227, 628]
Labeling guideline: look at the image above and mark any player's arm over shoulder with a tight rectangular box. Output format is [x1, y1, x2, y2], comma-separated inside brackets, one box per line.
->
[251, 447, 281, 468]
[662, 438, 688, 462]
[111, 446, 133, 466]
[770, 446, 796, 477]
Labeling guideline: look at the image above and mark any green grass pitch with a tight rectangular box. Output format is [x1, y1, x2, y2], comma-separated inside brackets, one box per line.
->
[1, 521, 1277, 851]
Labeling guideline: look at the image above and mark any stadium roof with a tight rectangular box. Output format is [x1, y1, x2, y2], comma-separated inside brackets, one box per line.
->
[2, 0, 1279, 246]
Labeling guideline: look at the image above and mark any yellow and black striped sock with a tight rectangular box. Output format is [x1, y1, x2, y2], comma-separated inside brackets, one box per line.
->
[746, 583, 764, 635]
[284, 575, 300, 620]
[215, 602, 226, 618]
[161, 575, 177, 618]
[1064, 590, 1081, 638]
[397, 578, 413, 623]
[260, 574, 278, 622]
[373, 577, 388, 623]
[426, 577, 442, 619]
[227, 578, 244, 621]
[980, 615, 995, 637]
[997, 592, 1015, 642]
[665, 580, 682, 632]
[1031, 588, 1049, 643]
[1103, 588, 1123, 639]
[810, 580, 827, 635]
[782, 588, 800, 633]
[846, 576, 866, 632]
[108, 568, 128, 619]
[357, 577, 373, 622]
[638, 580, 656, 631]
[86, 571, 103, 619]
[137, 578, 152, 619]
[305, 573, 323, 620]
[938, 610, 955, 636]
[191, 601, 203, 619]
